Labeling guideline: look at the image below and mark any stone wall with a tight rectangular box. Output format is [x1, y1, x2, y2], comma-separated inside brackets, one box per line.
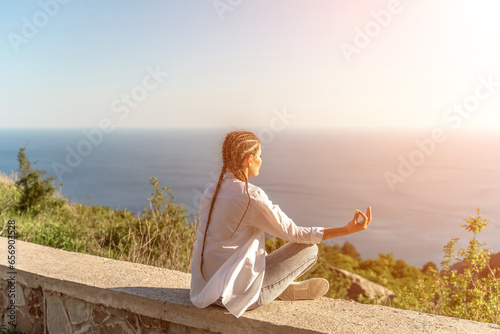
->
[1, 237, 500, 334]
[0, 280, 208, 334]
[0, 280, 44, 333]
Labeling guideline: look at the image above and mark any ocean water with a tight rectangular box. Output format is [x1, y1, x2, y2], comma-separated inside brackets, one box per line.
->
[1, 128, 499, 268]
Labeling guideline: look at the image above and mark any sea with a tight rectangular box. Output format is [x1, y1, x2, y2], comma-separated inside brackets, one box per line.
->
[1, 127, 499, 269]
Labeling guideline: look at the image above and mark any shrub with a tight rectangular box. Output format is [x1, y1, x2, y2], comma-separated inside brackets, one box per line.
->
[396, 209, 500, 324]
[15, 146, 62, 215]
[109, 177, 197, 272]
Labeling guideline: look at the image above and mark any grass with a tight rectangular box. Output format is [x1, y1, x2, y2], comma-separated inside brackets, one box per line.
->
[0, 171, 197, 273]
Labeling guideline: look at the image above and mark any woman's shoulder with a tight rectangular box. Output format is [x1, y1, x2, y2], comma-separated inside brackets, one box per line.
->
[247, 183, 269, 202]
[203, 177, 270, 203]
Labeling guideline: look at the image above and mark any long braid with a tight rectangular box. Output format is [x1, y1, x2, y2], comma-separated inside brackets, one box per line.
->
[199, 130, 260, 281]
[200, 165, 226, 281]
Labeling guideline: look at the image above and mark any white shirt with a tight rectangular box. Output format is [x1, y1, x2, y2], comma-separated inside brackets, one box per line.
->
[190, 172, 324, 317]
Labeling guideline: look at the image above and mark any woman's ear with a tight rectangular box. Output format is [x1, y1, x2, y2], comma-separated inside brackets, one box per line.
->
[245, 155, 252, 167]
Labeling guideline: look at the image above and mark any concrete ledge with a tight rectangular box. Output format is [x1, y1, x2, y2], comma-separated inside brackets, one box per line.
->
[1, 237, 500, 333]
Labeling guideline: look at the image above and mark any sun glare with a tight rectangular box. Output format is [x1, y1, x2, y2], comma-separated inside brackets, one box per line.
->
[470, 0, 500, 30]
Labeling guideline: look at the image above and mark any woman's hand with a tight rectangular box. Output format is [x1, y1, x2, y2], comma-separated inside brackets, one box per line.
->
[322, 207, 373, 240]
[345, 207, 372, 234]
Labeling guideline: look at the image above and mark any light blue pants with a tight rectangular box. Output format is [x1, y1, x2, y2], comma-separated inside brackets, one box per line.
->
[248, 242, 319, 309]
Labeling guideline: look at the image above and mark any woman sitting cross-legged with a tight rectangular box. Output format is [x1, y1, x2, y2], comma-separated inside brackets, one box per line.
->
[190, 130, 373, 318]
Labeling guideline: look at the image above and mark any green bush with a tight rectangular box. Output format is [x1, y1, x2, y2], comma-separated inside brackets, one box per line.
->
[112, 177, 197, 272]
[15, 146, 62, 215]
[396, 209, 500, 324]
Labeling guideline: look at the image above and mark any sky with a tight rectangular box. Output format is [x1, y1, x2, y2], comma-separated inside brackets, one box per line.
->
[1, 0, 500, 130]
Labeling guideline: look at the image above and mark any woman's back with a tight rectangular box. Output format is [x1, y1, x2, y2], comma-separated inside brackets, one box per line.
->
[196, 174, 263, 280]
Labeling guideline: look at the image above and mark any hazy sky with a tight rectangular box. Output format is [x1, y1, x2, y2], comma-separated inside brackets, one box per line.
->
[1, 0, 500, 129]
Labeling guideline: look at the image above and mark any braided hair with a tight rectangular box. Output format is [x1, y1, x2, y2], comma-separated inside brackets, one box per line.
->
[200, 130, 260, 281]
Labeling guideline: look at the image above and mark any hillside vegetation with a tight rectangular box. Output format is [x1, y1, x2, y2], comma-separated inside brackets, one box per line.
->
[0, 147, 196, 272]
[1, 148, 498, 325]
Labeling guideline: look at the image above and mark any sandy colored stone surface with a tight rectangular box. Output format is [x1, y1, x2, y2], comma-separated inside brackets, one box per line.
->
[1, 237, 500, 333]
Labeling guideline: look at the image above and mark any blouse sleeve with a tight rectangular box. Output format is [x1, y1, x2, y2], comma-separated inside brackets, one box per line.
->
[249, 187, 324, 244]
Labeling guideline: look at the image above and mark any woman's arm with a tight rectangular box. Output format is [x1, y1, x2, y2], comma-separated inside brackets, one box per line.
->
[322, 207, 372, 241]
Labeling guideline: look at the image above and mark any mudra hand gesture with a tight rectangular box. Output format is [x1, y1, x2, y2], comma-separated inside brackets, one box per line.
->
[322, 206, 373, 240]
[346, 207, 372, 234]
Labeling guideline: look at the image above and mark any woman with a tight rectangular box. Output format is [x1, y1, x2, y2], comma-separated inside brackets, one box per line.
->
[190, 130, 372, 318]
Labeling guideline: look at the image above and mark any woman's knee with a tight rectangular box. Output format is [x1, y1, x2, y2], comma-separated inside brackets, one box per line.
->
[288, 243, 318, 259]
[292, 243, 319, 265]
[302, 243, 318, 259]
